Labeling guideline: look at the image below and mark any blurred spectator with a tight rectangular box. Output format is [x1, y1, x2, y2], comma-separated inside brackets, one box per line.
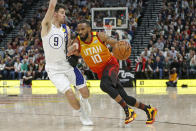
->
[159, 51, 165, 62]
[166, 68, 178, 87]
[126, 58, 132, 71]
[3, 57, 14, 79]
[147, 40, 153, 50]
[14, 57, 22, 79]
[141, 48, 150, 60]
[135, 54, 146, 79]
[35, 60, 47, 79]
[170, 58, 179, 72]
[22, 70, 33, 88]
[155, 38, 164, 51]
[163, 57, 170, 79]
[5, 44, 15, 57]
[153, 56, 163, 79]
[145, 58, 154, 79]
[189, 55, 196, 78]
[178, 57, 188, 79]
[0, 59, 5, 79]
[28, 59, 37, 78]
[20, 59, 28, 77]
[170, 47, 177, 59]
[0, 47, 5, 58]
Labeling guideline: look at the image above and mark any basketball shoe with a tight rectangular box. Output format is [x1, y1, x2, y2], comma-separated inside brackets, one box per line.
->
[74, 86, 92, 115]
[146, 106, 157, 124]
[125, 107, 137, 124]
[80, 95, 92, 115]
[79, 106, 93, 126]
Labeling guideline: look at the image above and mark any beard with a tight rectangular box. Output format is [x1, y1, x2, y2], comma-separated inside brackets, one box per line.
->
[80, 33, 88, 42]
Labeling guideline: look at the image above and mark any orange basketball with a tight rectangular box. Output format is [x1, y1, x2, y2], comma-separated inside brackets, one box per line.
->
[112, 41, 132, 60]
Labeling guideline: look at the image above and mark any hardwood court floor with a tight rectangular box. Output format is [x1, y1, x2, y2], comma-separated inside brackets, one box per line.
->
[0, 87, 196, 131]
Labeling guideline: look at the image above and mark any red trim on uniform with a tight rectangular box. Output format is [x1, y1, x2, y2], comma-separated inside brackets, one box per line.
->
[96, 56, 119, 79]
[83, 32, 93, 45]
[108, 66, 116, 76]
[76, 37, 81, 53]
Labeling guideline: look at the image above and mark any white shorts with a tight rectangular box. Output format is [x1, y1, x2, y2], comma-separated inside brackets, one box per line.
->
[46, 67, 86, 93]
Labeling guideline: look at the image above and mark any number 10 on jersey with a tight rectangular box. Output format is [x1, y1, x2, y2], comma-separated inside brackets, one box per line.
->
[91, 54, 102, 64]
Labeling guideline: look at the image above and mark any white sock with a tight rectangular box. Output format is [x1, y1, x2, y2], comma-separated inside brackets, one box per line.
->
[72, 107, 81, 116]
[82, 97, 88, 101]
[77, 107, 82, 112]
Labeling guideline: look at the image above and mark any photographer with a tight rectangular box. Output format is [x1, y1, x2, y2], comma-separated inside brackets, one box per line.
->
[166, 68, 178, 87]
[22, 70, 33, 88]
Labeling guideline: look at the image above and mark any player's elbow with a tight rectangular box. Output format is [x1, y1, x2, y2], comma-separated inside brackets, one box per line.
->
[41, 20, 48, 27]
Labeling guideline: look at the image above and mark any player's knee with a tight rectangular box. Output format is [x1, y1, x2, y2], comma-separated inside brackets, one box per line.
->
[100, 80, 110, 93]
[79, 86, 90, 98]
[100, 76, 112, 91]
[100, 79, 118, 99]
[81, 90, 89, 98]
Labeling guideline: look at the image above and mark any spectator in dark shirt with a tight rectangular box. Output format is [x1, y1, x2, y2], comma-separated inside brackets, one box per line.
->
[3, 57, 15, 79]
[153, 56, 163, 79]
[28, 59, 37, 78]
[23, 70, 33, 88]
[163, 57, 170, 79]
[145, 59, 154, 79]
[170, 58, 179, 72]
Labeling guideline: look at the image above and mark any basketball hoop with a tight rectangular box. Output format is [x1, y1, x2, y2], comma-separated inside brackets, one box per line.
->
[104, 25, 113, 36]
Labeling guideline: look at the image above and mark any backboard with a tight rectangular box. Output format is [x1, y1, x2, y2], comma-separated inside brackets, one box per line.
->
[91, 7, 129, 30]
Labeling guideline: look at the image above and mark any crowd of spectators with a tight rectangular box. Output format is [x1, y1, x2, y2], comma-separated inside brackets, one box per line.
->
[135, 0, 196, 79]
[0, 0, 47, 80]
[0, 0, 37, 43]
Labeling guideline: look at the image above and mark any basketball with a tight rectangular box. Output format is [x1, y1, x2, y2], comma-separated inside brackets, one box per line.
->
[112, 41, 132, 60]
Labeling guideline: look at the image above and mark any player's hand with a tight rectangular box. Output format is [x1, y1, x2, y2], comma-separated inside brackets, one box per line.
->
[67, 43, 78, 56]
[67, 55, 79, 67]
[67, 51, 73, 56]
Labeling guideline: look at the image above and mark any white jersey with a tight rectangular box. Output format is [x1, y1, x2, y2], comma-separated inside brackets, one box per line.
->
[42, 24, 72, 71]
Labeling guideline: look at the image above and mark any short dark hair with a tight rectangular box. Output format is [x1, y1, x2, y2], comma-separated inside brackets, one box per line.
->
[78, 20, 91, 27]
[55, 3, 65, 12]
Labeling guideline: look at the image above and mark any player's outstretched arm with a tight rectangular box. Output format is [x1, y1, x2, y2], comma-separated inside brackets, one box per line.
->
[41, 0, 57, 37]
[98, 32, 118, 48]
[67, 38, 80, 56]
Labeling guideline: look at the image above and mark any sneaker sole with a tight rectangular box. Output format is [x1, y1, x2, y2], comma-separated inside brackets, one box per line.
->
[125, 113, 137, 124]
[146, 108, 157, 124]
[82, 121, 94, 126]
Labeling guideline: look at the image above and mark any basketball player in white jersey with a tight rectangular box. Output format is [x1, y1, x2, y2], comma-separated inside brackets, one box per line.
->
[41, 0, 92, 125]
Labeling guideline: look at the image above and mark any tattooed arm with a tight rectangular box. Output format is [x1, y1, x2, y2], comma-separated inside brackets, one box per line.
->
[97, 32, 118, 48]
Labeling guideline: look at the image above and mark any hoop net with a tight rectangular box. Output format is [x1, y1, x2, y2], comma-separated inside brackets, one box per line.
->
[104, 25, 113, 36]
